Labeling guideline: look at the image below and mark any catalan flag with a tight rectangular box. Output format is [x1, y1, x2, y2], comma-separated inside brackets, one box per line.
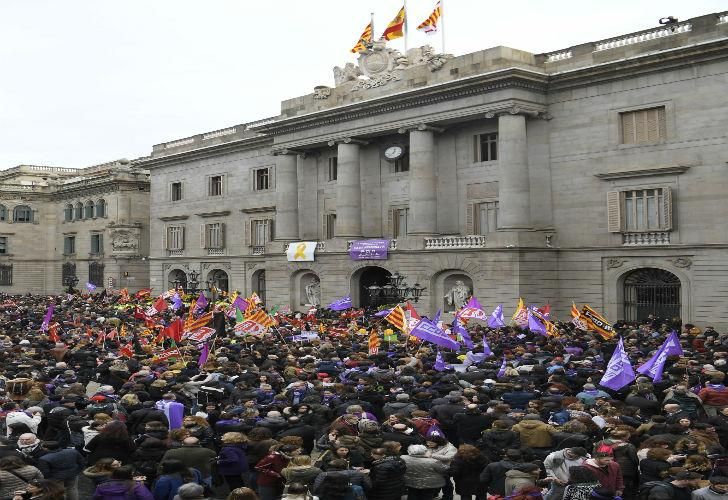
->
[416, 1, 442, 34]
[184, 312, 213, 334]
[368, 329, 381, 355]
[245, 308, 275, 328]
[351, 21, 373, 53]
[384, 305, 406, 331]
[381, 6, 406, 41]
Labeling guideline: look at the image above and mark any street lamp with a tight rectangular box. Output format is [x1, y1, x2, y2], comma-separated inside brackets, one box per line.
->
[366, 271, 426, 305]
[63, 274, 79, 293]
[187, 270, 200, 295]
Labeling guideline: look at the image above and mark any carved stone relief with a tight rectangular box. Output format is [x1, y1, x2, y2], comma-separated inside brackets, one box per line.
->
[606, 258, 627, 269]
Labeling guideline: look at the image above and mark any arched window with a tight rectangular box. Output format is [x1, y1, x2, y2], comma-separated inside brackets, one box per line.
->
[64, 204, 73, 222]
[74, 202, 83, 220]
[85, 201, 95, 219]
[0, 205, 6, 222]
[95, 199, 106, 218]
[623, 268, 681, 322]
[12, 205, 33, 223]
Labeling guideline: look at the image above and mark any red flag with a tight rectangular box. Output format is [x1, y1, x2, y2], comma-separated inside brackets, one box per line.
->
[106, 328, 118, 340]
[95, 330, 106, 346]
[48, 323, 61, 343]
[153, 296, 168, 313]
[164, 318, 184, 343]
[119, 344, 134, 358]
[85, 327, 94, 338]
[135, 288, 152, 299]
[405, 301, 421, 320]
[134, 307, 146, 320]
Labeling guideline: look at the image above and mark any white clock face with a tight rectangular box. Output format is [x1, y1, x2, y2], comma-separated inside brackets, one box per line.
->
[384, 145, 403, 160]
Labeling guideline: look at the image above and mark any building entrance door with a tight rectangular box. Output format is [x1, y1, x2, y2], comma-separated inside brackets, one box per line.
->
[623, 268, 681, 322]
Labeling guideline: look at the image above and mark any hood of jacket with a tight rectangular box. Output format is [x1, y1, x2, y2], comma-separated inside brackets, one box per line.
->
[516, 420, 546, 430]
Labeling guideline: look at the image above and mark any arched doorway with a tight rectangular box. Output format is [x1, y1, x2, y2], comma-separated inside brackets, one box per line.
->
[252, 270, 266, 305]
[623, 268, 681, 322]
[168, 269, 187, 291]
[352, 266, 392, 308]
[208, 269, 229, 293]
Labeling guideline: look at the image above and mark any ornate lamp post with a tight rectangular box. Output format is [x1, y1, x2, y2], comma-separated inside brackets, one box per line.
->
[187, 270, 200, 295]
[63, 274, 79, 293]
[366, 271, 426, 306]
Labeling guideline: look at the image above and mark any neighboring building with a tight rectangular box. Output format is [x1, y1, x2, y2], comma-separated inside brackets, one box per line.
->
[138, 12, 728, 326]
[0, 162, 150, 294]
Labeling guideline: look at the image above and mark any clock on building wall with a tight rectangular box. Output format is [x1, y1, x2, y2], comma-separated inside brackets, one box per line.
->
[382, 144, 405, 162]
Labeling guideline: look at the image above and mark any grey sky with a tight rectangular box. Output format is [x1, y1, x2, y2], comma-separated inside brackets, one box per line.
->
[0, 0, 725, 168]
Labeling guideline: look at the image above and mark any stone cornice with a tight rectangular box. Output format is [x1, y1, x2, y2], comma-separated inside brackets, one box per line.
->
[239, 206, 276, 214]
[594, 165, 691, 180]
[253, 68, 549, 137]
[196, 211, 231, 218]
[137, 135, 273, 170]
[159, 215, 189, 222]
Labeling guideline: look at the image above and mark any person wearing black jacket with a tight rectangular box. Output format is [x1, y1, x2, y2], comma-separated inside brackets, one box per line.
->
[368, 447, 407, 500]
[277, 416, 316, 455]
[453, 404, 490, 445]
[479, 449, 529, 497]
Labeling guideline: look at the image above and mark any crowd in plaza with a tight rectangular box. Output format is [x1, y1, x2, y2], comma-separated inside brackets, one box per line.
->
[0, 288, 727, 500]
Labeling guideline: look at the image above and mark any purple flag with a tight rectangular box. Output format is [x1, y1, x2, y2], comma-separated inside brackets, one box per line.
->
[409, 318, 460, 350]
[637, 331, 683, 382]
[86, 282, 97, 292]
[328, 295, 352, 311]
[497, 355, 507, 378]
[452, 316, 473, 349]
[433, 310, 441, 325]
[374, 308, 392, 317]
[487, 304, 506, 328]
[434, 351, 449, 371]
[600, 337, 635, 390]
[198, 343, 210, 366]
[464, 350, 487, 367]
[459, 296, 488, 321]
[195, 292, 208, 312]
[349, 239, 389, 260]
[527, 310, 547, 335]
[482, 338, 493, 357]
[232, 295, 249, 313]
[40, 304, 54, 332]
[171, 293, 183, 311]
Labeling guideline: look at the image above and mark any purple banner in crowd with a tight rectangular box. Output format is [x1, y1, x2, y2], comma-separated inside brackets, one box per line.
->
[349, 239, 389, 260]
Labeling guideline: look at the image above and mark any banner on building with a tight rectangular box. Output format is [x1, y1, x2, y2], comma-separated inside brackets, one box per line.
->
[349, 239, 389, 260]
[286, 242, 317, 262]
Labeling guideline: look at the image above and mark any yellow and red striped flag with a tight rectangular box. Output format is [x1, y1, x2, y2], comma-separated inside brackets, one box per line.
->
[512, 298, 529, 328]
[351, 21, 373, 53]
[381, 6, 406, 41]
[416, 1, 442, 34]
[368, 329, 381, 355]
[384, 305, 406, 331]
[571, 302, 588, 331]
[245, 309, 275, 328]
[185, 312, 213, 333]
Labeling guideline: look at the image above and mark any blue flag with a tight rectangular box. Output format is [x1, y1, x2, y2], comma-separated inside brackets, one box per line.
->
[452, 316, 473, 349]
[600, 337, 635, 390]
[432, 310, 441, 324]
[409, 318, 460, 351]
[328, 295, 353, 311]
[487, 304, 506, 328]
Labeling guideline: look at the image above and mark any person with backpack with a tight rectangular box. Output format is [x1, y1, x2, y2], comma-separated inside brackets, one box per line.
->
[638, 470, 702, 500]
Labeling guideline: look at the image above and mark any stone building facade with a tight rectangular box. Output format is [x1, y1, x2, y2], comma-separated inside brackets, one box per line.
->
[0, 162, 150, 294]
[139, 12, 728, 327]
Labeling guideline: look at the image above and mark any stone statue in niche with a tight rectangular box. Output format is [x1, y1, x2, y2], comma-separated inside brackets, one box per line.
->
[305, 277, 321, 306]
[444, 280, 470, 311]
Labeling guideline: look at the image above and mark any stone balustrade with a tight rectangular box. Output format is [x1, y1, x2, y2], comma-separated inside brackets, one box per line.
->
[168, 249, 183, 256]
[594, 23, 692, 51]
[251, 245, 265, 256]
[207, 248, 225, 256]
[424, 235, 486, 250]
[345, 239, 398, 251]
[546, 50, 573, 62]
[622, 232, 670, 246]
[719, 14, 728, 24]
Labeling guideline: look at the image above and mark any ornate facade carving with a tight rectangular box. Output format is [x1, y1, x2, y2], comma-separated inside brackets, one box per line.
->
[352, 72, 400, 91]
[333, 63, 363, 85]
[606, 258, 627, 269]
[671, 257, 693, 268]
[313, 86, 331, 100]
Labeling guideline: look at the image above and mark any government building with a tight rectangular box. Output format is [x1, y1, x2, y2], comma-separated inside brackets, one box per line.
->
[39, 11, 728, 326]
[0, 162, 150, 294]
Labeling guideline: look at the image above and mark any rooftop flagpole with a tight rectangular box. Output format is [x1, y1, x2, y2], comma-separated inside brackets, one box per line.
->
[440, 0, 446, 53]
[403, 0, 409, 55]
[371, 12, 375, 44]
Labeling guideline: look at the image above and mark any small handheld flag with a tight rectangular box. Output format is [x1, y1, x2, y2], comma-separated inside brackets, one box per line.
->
[600, 337, 635, 390]
[86, 283, 97, 292]
[487, 304, 506, 328]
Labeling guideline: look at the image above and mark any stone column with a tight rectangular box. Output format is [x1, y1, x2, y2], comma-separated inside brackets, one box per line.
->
[274, 152, 299, 241]
[333, 140, 363, 238]
[497, 111, 532, 229]
[117, 192, 130, 224]
[408, 126, 438, 235]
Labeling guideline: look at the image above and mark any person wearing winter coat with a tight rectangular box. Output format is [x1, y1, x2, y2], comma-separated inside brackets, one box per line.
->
[311, 459, 371, 496]
[131, 437, 169, 484]
[582, 446, 624, 498]
[692, 475, 728, 500]
[83, 458, 121, 487]
[152, 460, 204, 500]
[217, 432, 249, 491]
[453, 405, 491, 445]
[449, 444, 487, 500]
[161, 438, 217, 485]
[698, 379, 728, 417]
[383, 393, 418, 418]
[36, 441, 85, 500]
[425, 435, 458, 500]
[0, 455, 44, 500]
[543, 447, 588, 500]
[480, 449, 529, 497]
[281, 455, 323, 491]
[255, 444, 300, 500]
[401, 444, 448, 500]
[368, 448, 407, 500]
[86, 421, 136, 466]
[504, 464, 541, 497]
[561, 466, 601, 500]
[511, 415, 558, 454]
[92, 465, 154, 500]
[478, 420, 520, 462]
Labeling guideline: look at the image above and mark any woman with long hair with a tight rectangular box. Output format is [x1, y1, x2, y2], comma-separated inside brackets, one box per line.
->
[450, 444, 488, 500]
[91, 466, 154, 500]
[11, 479, 65, 500]
[0, 455, 44, 499]
[217, 432, 250, 491]
[562, 466, 601, 500]
[182, 416, 215, 449]
[83, 457, 121, 487]
[86, 420, 136, 466]
[281, 455, 323, 492]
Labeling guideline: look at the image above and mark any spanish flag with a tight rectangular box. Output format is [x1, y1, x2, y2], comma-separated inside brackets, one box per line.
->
[381, 6, 406, 41]
[416, 1, 442, 34]
[384, 305, 406, 331]
[351, 21, 373, 53]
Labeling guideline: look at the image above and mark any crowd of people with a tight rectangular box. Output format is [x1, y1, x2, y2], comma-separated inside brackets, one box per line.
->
[0, 289, 727, 500]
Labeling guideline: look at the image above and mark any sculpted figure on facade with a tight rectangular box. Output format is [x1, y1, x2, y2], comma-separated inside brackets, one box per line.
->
[111, 230, 139, 251]
[444, 280, 470, 310]
[305, 277, 321, 306]
[333, 63, 363, 86]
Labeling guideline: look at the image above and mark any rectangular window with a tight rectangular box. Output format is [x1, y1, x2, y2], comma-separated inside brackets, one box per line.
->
[328, 157, 338, 181]
[620, 106, 666, 144]
[64, 236, 76, 255]
[475, 201, 499, 234]
[474, 133, 498, 162]
[171, 182, 183, 201]
[254, 168, 270, 191]
[203, 223, 224, 249]
[208, 175, 224, 197]
[90, 234, 103, 254]
[608, 187, 673, 233]
[394, 154, 410, 173]
[392, 208, 409, 238]
[252, 219, 272, 246]
[0, 265, 11, 286]
[0, 237, 7, 255]
[324, 213, 336, 239]
[166, 226, 185, 250]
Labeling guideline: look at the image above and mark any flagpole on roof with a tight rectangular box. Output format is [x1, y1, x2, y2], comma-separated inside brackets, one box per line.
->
[440, 0, 446, 53]
[371, 12, 375, 45]
[403, 0, 409, 55]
